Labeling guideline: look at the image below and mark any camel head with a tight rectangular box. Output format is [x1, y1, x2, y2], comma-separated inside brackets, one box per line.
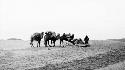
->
[40, 32, 44, 38]
[56, 33, 60, 40]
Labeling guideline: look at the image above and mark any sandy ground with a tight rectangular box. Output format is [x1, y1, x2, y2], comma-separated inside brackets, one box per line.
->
[95, 61, 125, 70]
[0, 40, 125, 70]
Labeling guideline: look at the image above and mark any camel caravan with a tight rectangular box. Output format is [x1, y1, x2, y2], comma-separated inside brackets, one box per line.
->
[30, 31, 90, 47]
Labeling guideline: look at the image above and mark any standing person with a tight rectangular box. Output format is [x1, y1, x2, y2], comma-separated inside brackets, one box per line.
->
[84, 35, 89, 44]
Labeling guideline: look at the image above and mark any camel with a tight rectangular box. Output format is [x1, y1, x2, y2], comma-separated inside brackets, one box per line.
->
[30, 32, 44, 47]
[44, 31, 60, 47]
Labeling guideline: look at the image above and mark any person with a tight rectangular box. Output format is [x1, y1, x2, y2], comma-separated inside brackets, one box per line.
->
[84, 35, 89, 44]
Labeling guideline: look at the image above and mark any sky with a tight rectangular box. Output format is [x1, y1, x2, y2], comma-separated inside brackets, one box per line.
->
[0, 0, 125, 40]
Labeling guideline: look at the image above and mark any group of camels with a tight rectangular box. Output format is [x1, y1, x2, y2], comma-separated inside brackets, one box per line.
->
[30, 31, 89, 47]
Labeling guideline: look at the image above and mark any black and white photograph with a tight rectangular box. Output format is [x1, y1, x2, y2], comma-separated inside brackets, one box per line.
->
[0, 0, 125, 70]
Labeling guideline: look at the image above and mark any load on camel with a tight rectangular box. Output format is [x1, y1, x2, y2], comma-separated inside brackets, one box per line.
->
[59, 33, 74, 47]
[71, 35, 90, 47]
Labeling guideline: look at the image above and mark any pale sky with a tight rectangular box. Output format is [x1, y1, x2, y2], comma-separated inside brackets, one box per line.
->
[0, 0, 125, 40]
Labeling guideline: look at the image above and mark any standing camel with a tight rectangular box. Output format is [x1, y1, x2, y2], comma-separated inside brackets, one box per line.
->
[44, 31, 60, 47]
[30, 32, 44, 47]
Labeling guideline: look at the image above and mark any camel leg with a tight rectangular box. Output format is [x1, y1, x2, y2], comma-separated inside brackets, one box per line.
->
[53, 41, 55, 47]
[45, 40, 49, 47]
[51, 40, 53, 44]
[44, 41, 47, 47]
[30, 42, 34, 47]
[30, 38, 34, 47]
[37, 42, 39, 47]
[60, 40, 62, 46]
[60, 40, 63, 47]
[47, 41, 49, 47]
[52, 40, 55, 47]
[48, 40, 49, 47]
[30, 42, 32, 47]
[38, 41, 40, 47]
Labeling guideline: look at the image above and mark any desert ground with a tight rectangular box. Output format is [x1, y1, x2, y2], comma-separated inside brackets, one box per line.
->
[0, 39, 125, 70]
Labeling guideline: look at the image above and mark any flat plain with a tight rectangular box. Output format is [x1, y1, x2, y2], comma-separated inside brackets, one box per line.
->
[0, 39, 125, 70]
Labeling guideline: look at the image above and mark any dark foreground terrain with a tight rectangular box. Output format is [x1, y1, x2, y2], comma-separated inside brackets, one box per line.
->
[29, 46, 125, 70]
[0, 40, 125, 70]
